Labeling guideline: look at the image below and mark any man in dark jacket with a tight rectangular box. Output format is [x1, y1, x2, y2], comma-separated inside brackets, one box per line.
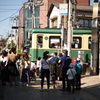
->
[59, 50, 71, 91]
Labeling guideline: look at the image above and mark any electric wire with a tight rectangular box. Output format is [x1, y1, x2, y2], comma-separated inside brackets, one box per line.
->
[0, 9, 19, 10]
[0, 10, 19, 22]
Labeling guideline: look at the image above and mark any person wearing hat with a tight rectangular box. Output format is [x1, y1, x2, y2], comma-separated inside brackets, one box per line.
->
[75, 58, 83, 90]
[66, 63, 76, 93]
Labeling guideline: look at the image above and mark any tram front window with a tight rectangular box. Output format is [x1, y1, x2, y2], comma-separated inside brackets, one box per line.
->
[49, 36, 61, 48]
[37, 36, 43, 48]
[72, 37, 82, 48]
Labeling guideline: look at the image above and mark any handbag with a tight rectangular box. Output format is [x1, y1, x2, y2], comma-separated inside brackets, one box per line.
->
[70, 69, 77, 82]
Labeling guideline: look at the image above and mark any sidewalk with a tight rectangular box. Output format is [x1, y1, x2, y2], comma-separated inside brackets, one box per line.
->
[81, 75, 100, 99]
[0, 75, 100, 100]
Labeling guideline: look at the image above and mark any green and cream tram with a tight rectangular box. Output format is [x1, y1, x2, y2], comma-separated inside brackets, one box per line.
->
[30, 28, 91, 64]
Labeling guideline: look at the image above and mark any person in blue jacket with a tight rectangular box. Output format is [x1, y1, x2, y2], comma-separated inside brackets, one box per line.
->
[75, 58, 83, 90]
[59, 50, 71, 91]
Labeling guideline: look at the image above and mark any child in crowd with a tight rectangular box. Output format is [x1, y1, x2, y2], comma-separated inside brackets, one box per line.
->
[66, 63, 76, 93]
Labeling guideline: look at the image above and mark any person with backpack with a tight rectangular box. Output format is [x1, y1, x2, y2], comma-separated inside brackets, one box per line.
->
[49, 52, 59, 81]
[59, 50, 71, 91]
[75, 58, 83, 90]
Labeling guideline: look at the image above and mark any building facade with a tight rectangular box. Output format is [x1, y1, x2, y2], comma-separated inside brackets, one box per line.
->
[17, 0, 93, 51]
[40, 0, 91, 28]
[77, 0, 90, 6]
[39, 0, 63, 28]
[18, 7, 25, 49]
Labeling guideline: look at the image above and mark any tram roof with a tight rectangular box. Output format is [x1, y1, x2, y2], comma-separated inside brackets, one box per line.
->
[73, 30, 92, 34]
[31, 28, 92, 34]
[31, 28, 61, 34]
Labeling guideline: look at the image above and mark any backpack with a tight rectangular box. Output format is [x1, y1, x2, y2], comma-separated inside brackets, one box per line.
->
[63, 56, 71, 71]
[76, 63, 82, 75]
[49, 57, 59, 65]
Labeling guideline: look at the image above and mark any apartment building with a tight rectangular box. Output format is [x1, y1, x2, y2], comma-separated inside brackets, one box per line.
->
[40, 0, 91, 28]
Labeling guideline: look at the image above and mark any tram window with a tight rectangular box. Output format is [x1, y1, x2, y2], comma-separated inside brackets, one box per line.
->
[72, 37, 82, 48]
[37, 36, 43, 48]
[49, 36, 61, 48]
[88, 37, 91, 49]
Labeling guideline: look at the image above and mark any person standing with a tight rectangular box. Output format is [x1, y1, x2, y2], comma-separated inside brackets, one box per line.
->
[37, 57, 41, 77]
[58, 53, 63, 81]
[8, 48, 19, 86]
[66, 63, 76, 93]
[30, 61, 36, 81]
[16, 54, 23, 81]
[49, 51, 59, 81]
[21, 53, 31, 86]
[75, 58, 83, 90]
[0, 50, 9, 86]
[59, 50, 71, 91]
[40, 51, 50, 91]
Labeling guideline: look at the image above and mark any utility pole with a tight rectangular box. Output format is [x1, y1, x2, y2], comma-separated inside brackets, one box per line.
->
[63, 0, 68, 49]
[63, 0, 68, 29]
[67, 0, 76, 57]
[67, 0, 72, 57]
[91, 0, 99, 75]
[32, 1, 35, 28]
[31, 0, 44, 28]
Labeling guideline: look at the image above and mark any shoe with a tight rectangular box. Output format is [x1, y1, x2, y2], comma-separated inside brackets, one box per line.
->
[40, 88, 43, 92]
[78, 88, 82, 90]
[10, 84, 13, 86]
[26, 84, 28, 86]
[46, 89, 49, 92]
[15, 84, 18, 86]
[60, 89, 66, 91]
[22, 83, 25, 86]
[2, 83, 6, 86]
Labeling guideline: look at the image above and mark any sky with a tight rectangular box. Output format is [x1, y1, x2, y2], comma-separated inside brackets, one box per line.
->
[0, 0, 28, 38]
[0, 0, 99, 38]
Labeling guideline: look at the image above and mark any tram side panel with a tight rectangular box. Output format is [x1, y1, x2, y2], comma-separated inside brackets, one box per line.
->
[30, 33, 60, 62]
[71, 34, 91, 75]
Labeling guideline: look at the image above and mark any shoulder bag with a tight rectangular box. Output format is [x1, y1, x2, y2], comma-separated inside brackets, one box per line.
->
[70, 69, 77, 82]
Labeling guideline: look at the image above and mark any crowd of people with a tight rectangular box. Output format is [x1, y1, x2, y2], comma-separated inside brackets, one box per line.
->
[0, 48, 83, 94]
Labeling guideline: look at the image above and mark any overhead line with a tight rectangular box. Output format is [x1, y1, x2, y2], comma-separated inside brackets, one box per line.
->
[0, 10, 19, 22]
[0, 9, 19, 10]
